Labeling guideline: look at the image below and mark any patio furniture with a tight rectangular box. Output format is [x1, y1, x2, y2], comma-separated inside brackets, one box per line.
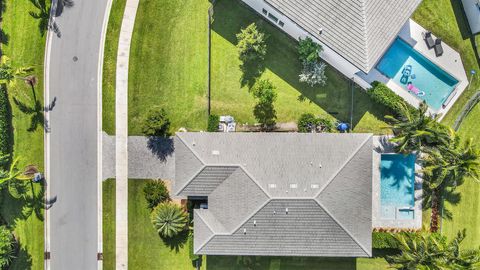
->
[434, 38, 443, 57]
[423, 31, 435, 49]
[400, 65, 412, 84]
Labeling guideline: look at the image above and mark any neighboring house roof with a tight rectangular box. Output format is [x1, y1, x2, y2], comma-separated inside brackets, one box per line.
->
[461, 0, 480, 34]
[175, 133, 373, 257]
[264, 0, 422, 72]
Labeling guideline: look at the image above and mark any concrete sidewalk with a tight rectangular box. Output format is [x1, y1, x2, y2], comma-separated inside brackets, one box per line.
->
[115, 0, 140, 268]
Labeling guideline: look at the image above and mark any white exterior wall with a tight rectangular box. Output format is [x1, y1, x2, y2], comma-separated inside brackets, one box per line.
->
[241, 0, 371, 88]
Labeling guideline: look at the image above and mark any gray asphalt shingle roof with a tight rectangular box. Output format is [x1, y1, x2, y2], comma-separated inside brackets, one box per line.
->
[175, 133, 373, 257]
[264, 0, 422, 72]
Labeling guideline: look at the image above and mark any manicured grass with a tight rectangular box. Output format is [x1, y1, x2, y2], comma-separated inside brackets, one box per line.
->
[102, 0, 128, 135]
[128, 0, 210, 135]
[413, 0, 480, 248]
[1, 0, 46, 269]
[210, 0, 390, 134]
[103, 179, 116, 270]
[128, 179, 204, 270]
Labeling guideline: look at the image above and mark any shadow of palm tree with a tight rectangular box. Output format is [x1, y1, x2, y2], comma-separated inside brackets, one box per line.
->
[55, 0, 74, 17]
[13, 97, 44, 132]
[422, 184, 460, 221]
[147, 136, 174, 163]
[160, 229, 188, 253]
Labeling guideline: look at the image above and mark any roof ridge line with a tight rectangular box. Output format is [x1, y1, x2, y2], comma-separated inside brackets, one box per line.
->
[313, 199, 371, 257]
[359, 0, 370, 68]
[174, 135, 206, 196]
[176, 134, 206, 164]
[313, 134, 372, 198]
[193, 211, 216, 254]
[175, 165, 206, 196]
[223, 197, 272, 235]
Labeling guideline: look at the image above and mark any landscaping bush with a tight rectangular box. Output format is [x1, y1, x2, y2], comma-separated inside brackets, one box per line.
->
[0, 225, 15, 269]
[188, 232, 200, 262]
[236, 23, 267, 63]
[207, 114, 219, 132]
[297, 113, 335, 133]
[372, 232, 400, 249]
[0, 85, 12, 160]
[298, 37, 322, 64]
[143, 180, 170, 210]
[151, 203, 188, 238]
[141, 107, 171, 137]
[252, 79, 277, 129]
[367, 81, 415, 116]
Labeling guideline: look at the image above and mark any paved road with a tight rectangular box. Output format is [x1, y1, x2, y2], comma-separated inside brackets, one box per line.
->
[46, 0, 109, 268]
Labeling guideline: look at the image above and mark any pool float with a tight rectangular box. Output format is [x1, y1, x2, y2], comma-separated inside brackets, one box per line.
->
[400, 65, 412, 84]
[407, 83, 426, 97]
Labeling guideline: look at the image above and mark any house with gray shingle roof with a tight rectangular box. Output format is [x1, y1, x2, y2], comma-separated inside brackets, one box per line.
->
[174, 132, 374, 257]
[240, 0, 422, 88]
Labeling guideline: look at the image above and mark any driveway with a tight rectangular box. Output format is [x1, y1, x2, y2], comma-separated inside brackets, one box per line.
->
[46, 0, 109, 268]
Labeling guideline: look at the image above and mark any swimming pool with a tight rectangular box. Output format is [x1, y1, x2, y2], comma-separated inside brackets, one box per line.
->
[380, 154, 415, 220]
[376, 38, 459, 111]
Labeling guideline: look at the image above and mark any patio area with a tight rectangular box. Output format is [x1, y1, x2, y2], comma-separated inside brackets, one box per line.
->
[359, 19, 469, 119]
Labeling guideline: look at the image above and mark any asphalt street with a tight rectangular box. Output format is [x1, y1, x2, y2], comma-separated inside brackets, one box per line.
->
[47, 0, 109, 268]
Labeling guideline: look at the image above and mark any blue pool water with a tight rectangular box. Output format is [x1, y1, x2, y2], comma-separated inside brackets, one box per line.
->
[380, 154, 415, 220]
[376, 38, 459, 111]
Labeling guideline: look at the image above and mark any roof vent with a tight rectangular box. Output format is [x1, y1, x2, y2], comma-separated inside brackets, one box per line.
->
[192, 141, 196, 146]
[318, 28, 323, 35]
[268, 184, 277, 189]
[243, 228, 247, 235]
[285, 190, 289, 194]
[319, 163, 323, 168]
[289, 183, 298, 189]
[311, 184, 320, 189]
[310, 161, 313, 166]
[253, 220, 257, 227]
[286, 208, 289, 214]
[273, 210, 276, 215]
[211, 150, 220, 155]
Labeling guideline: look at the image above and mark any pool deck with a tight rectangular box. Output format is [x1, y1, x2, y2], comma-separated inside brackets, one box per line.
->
[360, 19, 469, 120]
[372, 136, 423, 229]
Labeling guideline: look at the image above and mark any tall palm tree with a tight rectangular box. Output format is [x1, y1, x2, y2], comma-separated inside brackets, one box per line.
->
[0, 56, 34, 88]
[386, 102, 448, 153]
[422, 131, 480, 231]
[151, 203, 188, 238]
[389, 230, 480, 269]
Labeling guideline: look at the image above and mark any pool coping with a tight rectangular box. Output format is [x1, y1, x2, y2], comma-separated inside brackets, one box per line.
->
[372, 135, 423, 230]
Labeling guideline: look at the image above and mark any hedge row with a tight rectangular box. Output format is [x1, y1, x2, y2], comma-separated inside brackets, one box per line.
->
[207, 114, 219, 132]
[188, 232, 200, 262]
[372, 232, 400, 249]
[367, 81, 415, 116]
[0, 85, 12, 159]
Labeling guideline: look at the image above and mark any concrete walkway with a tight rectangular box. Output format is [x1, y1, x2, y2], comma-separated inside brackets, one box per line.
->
[102, 133, 175, 180]
[115, 0, 140, 268]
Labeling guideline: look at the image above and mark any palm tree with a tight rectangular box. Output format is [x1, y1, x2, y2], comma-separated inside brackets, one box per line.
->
[388, 230, 480, 269]
[29, 0, 50, 35]
[0, 56, 34, 88]
[151, 203, 188, 238]
[0, 155, 33, 199]
[422, 131, 480, 231]
[387, 102, 449, 153]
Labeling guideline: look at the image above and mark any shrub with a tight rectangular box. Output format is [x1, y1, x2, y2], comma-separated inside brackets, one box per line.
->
[298, 37, 322, 64]
[0, 225, 15, 269]
[297, 113, 335, 133]
[143, 180, 170, 210]
[298, 113, 318, 133]
[188, 232, 200, 262]
[207, 114, 219, 132]
[236, 23, 267, 63]
[252, 80, 277, 129]
[372, 232, 400, 249]
[0, 85, 12, 160]
[367, 81, 415, 115]
[141, 107, 171, 137]
[151, 203, 188, 238]
[299, 61, 327, 87]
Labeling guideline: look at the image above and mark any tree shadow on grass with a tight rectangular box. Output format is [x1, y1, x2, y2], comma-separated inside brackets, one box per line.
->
[160, 229, 188, 253]
[421, 184, 461, 221]
[211, 0, 389, 129]
[9, 245, 33, 270]
[240, 60, 265, 89]
[147, 136, 174, 163]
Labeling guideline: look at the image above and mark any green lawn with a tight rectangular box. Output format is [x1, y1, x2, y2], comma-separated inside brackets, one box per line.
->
[128, 179, 204, 270]
[413, 0, 480, 248]
[0, 0, 46, 269]
[210, 0, 389, 134]
[128, 0, 211, 135]
[103, 179, 116, 270]
[102, 0, 128, 135]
